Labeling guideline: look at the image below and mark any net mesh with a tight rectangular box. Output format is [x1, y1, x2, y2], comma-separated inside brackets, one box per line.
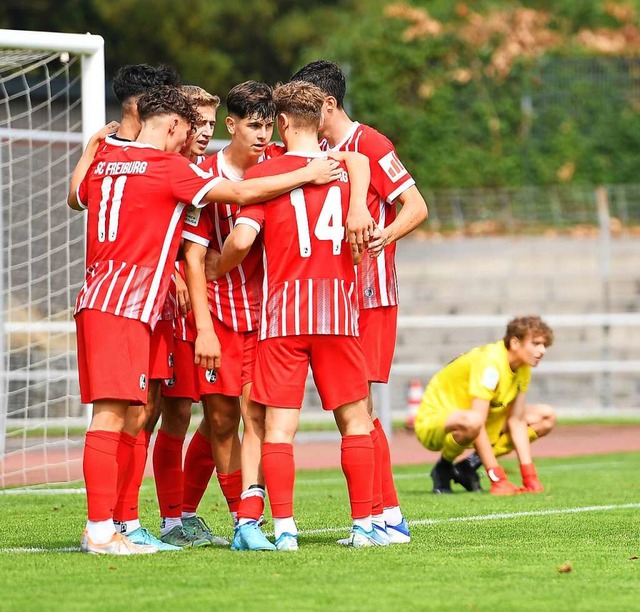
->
[0, 48, 86, 487]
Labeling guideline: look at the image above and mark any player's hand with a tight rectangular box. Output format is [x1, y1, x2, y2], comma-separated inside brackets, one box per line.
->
[519, 463, 544, 493]
[367, 225, 390, 258]
[194, 329, 221, 371]
[204, 247, 222, 282]
[91, 121, 120, 143]
[487, 465, 521, 496]
[346, 206, 374, 254]
[175, 273, 191, 316]
[307, 157, 342, 185]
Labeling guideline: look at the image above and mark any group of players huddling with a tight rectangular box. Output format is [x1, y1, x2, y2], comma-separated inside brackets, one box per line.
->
[69, 59, 427, 554]
[69, 59, 554, 556]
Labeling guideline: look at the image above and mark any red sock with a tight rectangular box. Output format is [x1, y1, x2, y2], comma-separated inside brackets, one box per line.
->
[341, 434, 374, 519]
[236, 492, 265, 521]
[83, 430, 121, 521]
[370, 429, 384, 515]
[153, 430, 185, 518]
[374, 418, 399, 508]
[262, 442, 295, 518]
[114, 430, 150, 522]
[216, 470, 243, 514]
[182, 429, 215, 514]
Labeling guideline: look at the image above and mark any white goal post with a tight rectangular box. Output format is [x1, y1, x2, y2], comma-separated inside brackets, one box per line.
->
[0, 29, 104, 487]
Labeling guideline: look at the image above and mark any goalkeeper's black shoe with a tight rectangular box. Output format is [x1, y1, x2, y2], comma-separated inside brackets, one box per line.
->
[430, 458, 454, 494]
[452, 456, 483, 492]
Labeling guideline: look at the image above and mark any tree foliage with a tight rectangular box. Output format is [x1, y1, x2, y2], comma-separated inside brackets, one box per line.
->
[2, 0, 640, 188]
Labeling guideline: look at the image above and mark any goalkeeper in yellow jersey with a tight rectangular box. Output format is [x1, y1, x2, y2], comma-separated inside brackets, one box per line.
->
[414, 316, 556, 495]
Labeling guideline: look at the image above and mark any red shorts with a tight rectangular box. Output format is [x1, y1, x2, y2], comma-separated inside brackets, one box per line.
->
[75, 309, 150, 405]
[161, 338, 200, 402]
[149, 319, 174, 380]
[358, 306, 398, 383]
[199, 317, 258, 398]
[251, 335, 368, 411]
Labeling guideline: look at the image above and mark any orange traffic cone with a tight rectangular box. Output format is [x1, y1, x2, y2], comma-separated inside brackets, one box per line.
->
[405, 379, 423, 430]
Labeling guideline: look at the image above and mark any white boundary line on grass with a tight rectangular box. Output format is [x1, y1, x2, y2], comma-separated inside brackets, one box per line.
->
[2, 502, 640, 553]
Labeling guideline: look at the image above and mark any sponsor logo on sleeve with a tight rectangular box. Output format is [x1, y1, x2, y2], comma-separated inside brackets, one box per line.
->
[378, 151, 408, 183]
[185, 205, 202, 227]
[481, 366, 499, 391]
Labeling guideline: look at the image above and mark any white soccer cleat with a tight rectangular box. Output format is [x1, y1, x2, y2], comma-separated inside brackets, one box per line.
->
[80, 530, 158, 555]
[386, 518, 411, 544]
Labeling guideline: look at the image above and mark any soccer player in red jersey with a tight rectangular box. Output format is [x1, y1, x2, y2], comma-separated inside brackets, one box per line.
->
[146, 86, 228, 548]
[209, 81, 384, 550]
[70, 85, 344, 555]
[291, 60, 429, 543]
[182, 81, 277, 543]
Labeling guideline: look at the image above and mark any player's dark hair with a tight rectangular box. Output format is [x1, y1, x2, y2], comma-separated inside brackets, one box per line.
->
[226, 81, 275, 120]
[137, 86, 199, 128]
[504, 316, 554, 349]
[112, 64, 181, 104]
[290, 60, 346, 108]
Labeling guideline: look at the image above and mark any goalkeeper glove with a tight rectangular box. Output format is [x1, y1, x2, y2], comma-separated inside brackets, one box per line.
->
[519, 462, 544, 493]
[486, 465, 520, 496]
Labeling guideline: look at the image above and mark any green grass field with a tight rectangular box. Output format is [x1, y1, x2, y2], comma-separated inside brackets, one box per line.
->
[1, 453, 639, 611]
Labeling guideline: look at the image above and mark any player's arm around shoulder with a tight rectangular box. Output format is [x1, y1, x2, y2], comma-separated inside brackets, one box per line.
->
[67, 121, 120, 210]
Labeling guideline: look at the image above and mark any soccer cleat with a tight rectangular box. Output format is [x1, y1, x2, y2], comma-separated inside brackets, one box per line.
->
[430, 458, 455, 493]
[371, 523, 391, 546]
[126, 527, 181, 552]
[80, 530, 158, 555]
[182, 515, 229, 546]
[386, 518, 411, 544]
[343, 525, 387, 548]
[452, 458, 483, 492]
[232, 521, 276, 551]
[275, 532, 299, 551]
[161, 525, 210, 548]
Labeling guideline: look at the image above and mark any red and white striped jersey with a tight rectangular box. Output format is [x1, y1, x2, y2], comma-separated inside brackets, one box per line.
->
[238, 152, 358, 340]
[320, 122, 415, 310]
[75, 142, 222, 329]
[181, 151, 264, 332]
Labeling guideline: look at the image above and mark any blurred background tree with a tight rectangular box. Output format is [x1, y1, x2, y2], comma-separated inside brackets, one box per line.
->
[2, 0, 640, 189]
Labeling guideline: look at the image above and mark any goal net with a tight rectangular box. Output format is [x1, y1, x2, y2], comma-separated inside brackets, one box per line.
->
[0, 30, 104, 488]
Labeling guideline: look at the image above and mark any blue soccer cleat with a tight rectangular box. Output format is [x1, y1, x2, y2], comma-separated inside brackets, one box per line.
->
[232, 521, 275, 551]
[386, 518, 411, 544]
[275, 532, 299, 551]
[126, 527, 182, 552]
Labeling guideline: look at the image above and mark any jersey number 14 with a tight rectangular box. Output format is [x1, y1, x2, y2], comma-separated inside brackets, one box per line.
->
[290, 186, 344, 258]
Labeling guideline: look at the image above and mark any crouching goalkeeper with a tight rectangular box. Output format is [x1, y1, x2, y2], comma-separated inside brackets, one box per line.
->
[414, 316, 556, 495]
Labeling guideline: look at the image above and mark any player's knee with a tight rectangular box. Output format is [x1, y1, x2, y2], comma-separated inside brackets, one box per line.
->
[209, 410, 241, 438]
[458, 411, 484, 441]
[536, 403, 556, 437]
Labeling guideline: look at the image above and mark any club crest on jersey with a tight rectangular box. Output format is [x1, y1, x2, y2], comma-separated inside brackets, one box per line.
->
[139, 374, 147, 390]
[364, 287, 375, 298]
[184, 205, 202, 227]
[205, 369, 217, 384]
[378, 151, 408, 183]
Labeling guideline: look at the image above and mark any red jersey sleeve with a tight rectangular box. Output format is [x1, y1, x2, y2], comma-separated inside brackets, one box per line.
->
[359, 129, 415, 204]
[182, 204, 215, 247]
[168, 155, 223, 209]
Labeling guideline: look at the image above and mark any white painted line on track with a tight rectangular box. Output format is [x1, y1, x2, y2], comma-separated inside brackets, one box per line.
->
[3, 502, 639, 553]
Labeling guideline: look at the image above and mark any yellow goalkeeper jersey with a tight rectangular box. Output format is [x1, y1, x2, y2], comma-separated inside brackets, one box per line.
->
[417, 340, 531, 440]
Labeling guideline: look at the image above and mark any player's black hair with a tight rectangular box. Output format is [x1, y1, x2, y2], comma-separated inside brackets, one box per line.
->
[112, 64, 181, 104]
[290, 60, 346, 108]
[137, 86, 199, 128]
[226, 81, 275, 121]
